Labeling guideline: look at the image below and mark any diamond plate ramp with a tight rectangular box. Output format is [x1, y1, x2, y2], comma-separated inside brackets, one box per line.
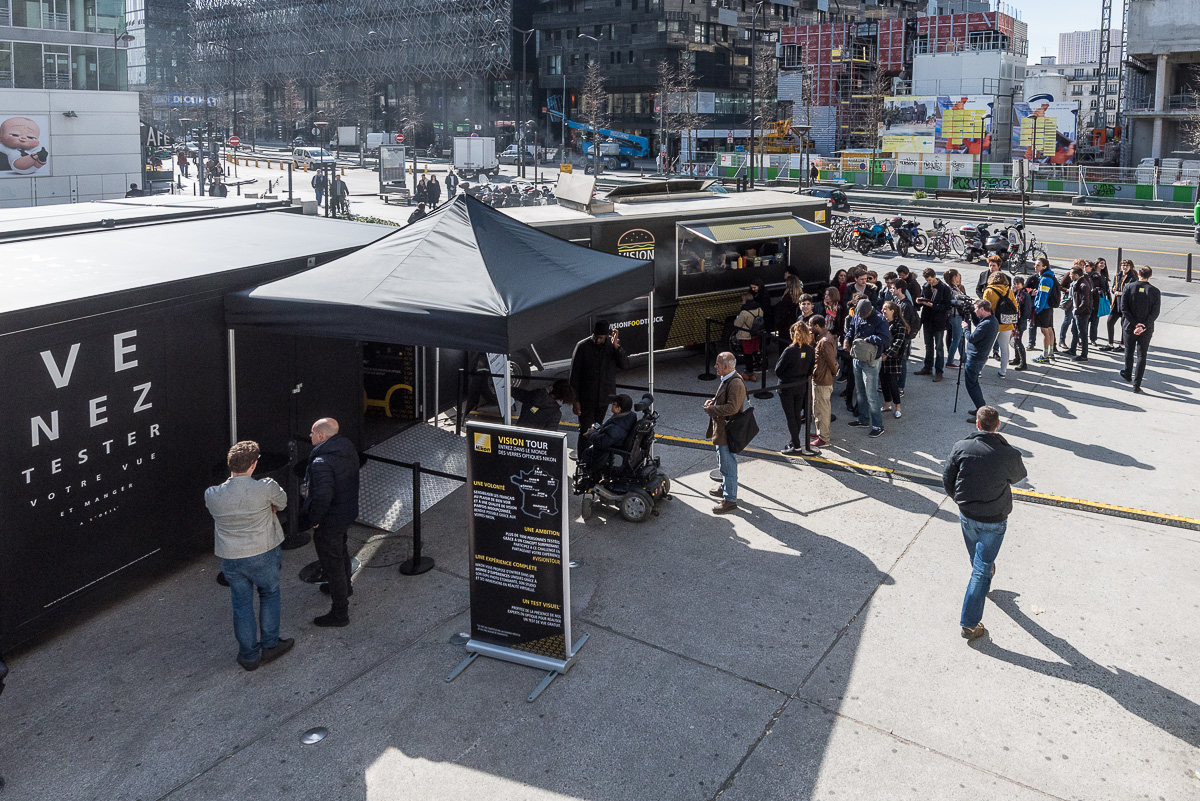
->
[358, 423, 466, 532]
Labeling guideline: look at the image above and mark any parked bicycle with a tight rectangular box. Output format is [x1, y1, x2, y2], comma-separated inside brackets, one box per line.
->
[925, 218, 954, 259]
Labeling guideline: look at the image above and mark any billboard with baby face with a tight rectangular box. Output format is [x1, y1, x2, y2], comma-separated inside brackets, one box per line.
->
[0, 115, 51, 177]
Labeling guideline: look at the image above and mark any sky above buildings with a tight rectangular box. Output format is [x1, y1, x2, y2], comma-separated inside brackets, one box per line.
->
[1007, 0, 1108, 61]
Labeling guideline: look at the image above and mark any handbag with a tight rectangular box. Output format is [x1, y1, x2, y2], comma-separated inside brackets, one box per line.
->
[724, 406, 759, 454]
[849, 338, 879, 363]
[1098, 294, 1112, 317]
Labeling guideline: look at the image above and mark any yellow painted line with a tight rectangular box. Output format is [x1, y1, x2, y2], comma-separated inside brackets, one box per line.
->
[1012, 489, 1200, 526]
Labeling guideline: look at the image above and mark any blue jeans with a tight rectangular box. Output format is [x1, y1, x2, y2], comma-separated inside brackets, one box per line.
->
[959, 514, 1007, 628]
[716, 444, 737, 502]
[852, 358, 882, 429]
[1059, 312, 1075, 346]
[945, 314, 965, 363]
[221, 545, 282, 663]
[963, 353, 987, 410]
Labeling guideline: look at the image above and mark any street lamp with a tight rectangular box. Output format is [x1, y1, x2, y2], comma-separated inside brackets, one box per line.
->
[497, 20, 535, 178]
[578, 32, 604, 179]
[747, 0, 766, 190]
[975, 111, 993, 203]
[207, 41, 244, 142]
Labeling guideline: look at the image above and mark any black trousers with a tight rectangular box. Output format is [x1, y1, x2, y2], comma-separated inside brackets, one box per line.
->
[778, 387, 808, 447]
[880, 370, 901, 404]
[578, 400, 608, 437]
[314, 524, 352, 613]
[1088, 310, 1100, 343]
[1123, 328, 1152, 388]
[1106, 310, 1123, 346]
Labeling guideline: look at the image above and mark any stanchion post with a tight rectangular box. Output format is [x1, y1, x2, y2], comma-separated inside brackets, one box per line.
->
[800, 383, 820, 456]
[1188, 253, 1193, 283]
[753, 330, 773, 399]
[455, 367, 465, 436]
[1116, 246, 1122, 266]
[399, 461, 435, 575]
[697, 316, 717, 381]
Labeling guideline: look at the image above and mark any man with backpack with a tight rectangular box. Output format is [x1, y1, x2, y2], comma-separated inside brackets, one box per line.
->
[1031, 258, 1060, 364]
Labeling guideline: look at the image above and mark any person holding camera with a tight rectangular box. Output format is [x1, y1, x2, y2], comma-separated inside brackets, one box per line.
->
[914, 267, 951, 381]
[570, 320, 629, 435]
[962, 299, 999, 422]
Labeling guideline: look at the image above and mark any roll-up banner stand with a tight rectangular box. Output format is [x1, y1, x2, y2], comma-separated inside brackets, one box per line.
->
[446, 420, 587, 701]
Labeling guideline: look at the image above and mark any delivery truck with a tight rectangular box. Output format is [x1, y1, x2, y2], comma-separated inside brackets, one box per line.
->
[453, 136, 499, 179]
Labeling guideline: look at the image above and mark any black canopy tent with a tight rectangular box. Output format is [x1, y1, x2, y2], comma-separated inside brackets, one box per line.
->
[225, 194, 657, 426]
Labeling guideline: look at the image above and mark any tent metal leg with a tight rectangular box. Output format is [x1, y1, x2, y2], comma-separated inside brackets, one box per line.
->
[434, 348, 441, 428]
[227, 329, 237, 446]
[504, 358, 512, 425]
[647, 291, 655, 457]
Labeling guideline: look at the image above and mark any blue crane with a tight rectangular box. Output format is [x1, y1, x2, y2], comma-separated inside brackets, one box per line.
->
[547, 95, 649, 171]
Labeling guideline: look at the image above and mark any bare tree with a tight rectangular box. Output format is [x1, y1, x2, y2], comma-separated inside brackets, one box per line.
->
[674, 54, 709, 166]
[1184, 67, 1200, 153]
[241, 79, 265, 149]
[655, 57, 677, 165]
[319, 72, 353, 147]
[749, 43, 778, 139]
[579, 60, 609, 171]
[280, 77, 305, 142]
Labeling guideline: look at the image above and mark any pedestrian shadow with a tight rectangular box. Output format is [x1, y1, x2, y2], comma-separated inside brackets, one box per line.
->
[979, 590, 1200, 749]
[998, 423, 1154, 470]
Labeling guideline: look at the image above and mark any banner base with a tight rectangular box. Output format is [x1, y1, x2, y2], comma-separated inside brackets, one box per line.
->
[445, 634, 590, 702]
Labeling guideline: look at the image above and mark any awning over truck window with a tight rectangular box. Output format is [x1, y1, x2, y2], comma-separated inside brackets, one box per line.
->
[680, 214, 828, 244]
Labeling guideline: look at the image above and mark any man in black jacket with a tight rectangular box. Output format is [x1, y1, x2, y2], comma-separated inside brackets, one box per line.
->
[301, 418, 361, 627]
[569, 320, 629, 435]
[896, 264, 921, 305]
[943, 405, 1027, 641]
[1064, 265, 1093, 361]
[914, 267, 951, 380]
[1120, 266, 1161, 394]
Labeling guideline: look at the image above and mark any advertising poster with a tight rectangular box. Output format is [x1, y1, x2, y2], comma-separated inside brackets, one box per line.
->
[0, 323, 169, 632]
[880, 97, 938, 153]
[466, 421, 571, 662]
[0, 115, 50, 177]
[1013, 101, 1077, 164]
[880, 96, 993, 155]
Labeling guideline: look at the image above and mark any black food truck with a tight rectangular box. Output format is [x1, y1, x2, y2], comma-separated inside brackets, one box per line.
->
[0, 200, 389, 646]
[502, 184, 832, 361]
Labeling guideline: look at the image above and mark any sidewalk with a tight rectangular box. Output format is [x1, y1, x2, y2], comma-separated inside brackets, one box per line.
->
[2, 282, 1199, 799]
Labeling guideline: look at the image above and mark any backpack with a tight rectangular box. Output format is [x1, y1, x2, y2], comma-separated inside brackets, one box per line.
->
[994, 290, 1019, 326]
[1046, 274, 1062, 308]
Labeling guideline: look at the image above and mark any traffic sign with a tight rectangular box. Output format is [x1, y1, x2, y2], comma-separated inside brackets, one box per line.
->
[395, 133, 405, 143]
[311, 127, 320, 136]
[726, 132, 734, 144]
[858, 161, 868, 171]
[470, 133, 478, 138]
[228, 136, 240, 147]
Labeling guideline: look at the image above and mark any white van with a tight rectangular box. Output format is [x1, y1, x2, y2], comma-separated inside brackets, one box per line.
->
[292, 147, 337, 170]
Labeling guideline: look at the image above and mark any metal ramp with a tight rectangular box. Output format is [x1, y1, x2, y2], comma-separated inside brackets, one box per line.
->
[357, 423, 466, 532]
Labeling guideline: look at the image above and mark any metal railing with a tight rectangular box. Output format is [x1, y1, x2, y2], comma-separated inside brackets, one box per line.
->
[43, 76, 71, 90]
[1126, 92, 1200, 112]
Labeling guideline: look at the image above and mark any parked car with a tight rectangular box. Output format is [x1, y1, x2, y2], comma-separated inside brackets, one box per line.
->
[802, 186, 850, 212]
[497, 144, 537, 165]
[292, 147, 337, 170]
[292, 136, 307, 147]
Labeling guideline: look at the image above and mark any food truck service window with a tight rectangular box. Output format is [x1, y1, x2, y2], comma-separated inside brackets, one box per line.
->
[676, 214, 813, 298]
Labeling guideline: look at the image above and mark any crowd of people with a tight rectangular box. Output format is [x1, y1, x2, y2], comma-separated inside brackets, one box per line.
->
[718, 255, 1163, 453]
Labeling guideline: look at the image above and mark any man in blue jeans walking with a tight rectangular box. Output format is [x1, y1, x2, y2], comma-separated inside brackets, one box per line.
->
[942, 405, 1027, 641]
[205, 440, 295, 671]
[962, 298, 999, 423]
[843, 299, 891, 438]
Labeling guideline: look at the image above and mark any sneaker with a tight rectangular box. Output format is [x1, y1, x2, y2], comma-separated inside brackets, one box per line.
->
[1113, 345, 1125, 353]
[708, 487, 724, 497]
[1062, 350, 1077, 357]
[1008, 357, 1021, 366]
[847, 420, 868, 427]
[894, 409, 902, 419]
[1071, 355, 1088, 362]
[1014, 364, 1028, 371]
[1119, 371, 1131, 383]
[966, 412, 977, 422]
[997, 371, 1006, 379]
[932, 375, 944, 383]
[780, 444, 799, 455]
[960, 623, 987, 641]
[1134, 386, 1144, 394]
[1032, 355, 1051, 364]
[868, 426, 884, 438]
[914, 368, 932, 376]
[898, 389, 904, 398]
[1098, 344, 1113, 352]
[260, 637, 295, 665]
[810, 437, 829, 448]
[945, 361, 959, 369]
[237, 654, 261, 672]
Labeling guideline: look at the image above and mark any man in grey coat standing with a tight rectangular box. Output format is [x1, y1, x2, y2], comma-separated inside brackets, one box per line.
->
[205, 441, 295, 671]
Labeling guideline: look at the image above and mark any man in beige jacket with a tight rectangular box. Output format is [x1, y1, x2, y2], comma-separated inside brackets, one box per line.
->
[704, 352, 746, 514]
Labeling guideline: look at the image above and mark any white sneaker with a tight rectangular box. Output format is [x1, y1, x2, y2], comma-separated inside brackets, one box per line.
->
[997, 371, 1007, 379]
[894, 409, 902, 419]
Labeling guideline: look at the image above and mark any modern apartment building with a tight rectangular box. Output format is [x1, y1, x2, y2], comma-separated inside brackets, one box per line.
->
[1122, 0, 1200, 163]
[0, 0, 133, 91]
[1058, 28, 1122, 65]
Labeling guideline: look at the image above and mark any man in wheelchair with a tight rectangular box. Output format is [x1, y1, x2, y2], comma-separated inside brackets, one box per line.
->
[579, 394, 637, 474]
[572, 392, 670, 522]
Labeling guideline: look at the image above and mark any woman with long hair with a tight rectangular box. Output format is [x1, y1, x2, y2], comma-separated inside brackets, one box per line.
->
[823, 285, 844, 338]
[774, 321, 815, 453]
[943, 268, 968, 368]
[983, 271, 1021, 377]
[880, 301, 910, 419]
[1102, 259, 1137, 352]
[808, 315, 838, 448]
[774, 274, 804, 338]
[832, 268, 850, 302]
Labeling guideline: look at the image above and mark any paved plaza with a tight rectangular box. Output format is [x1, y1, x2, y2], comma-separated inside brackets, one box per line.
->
[3, 254, 1198, 800]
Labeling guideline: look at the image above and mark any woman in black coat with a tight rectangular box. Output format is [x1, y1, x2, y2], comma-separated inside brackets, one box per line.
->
[774, 321, 815, 453]
[880, 301, 910, 419]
